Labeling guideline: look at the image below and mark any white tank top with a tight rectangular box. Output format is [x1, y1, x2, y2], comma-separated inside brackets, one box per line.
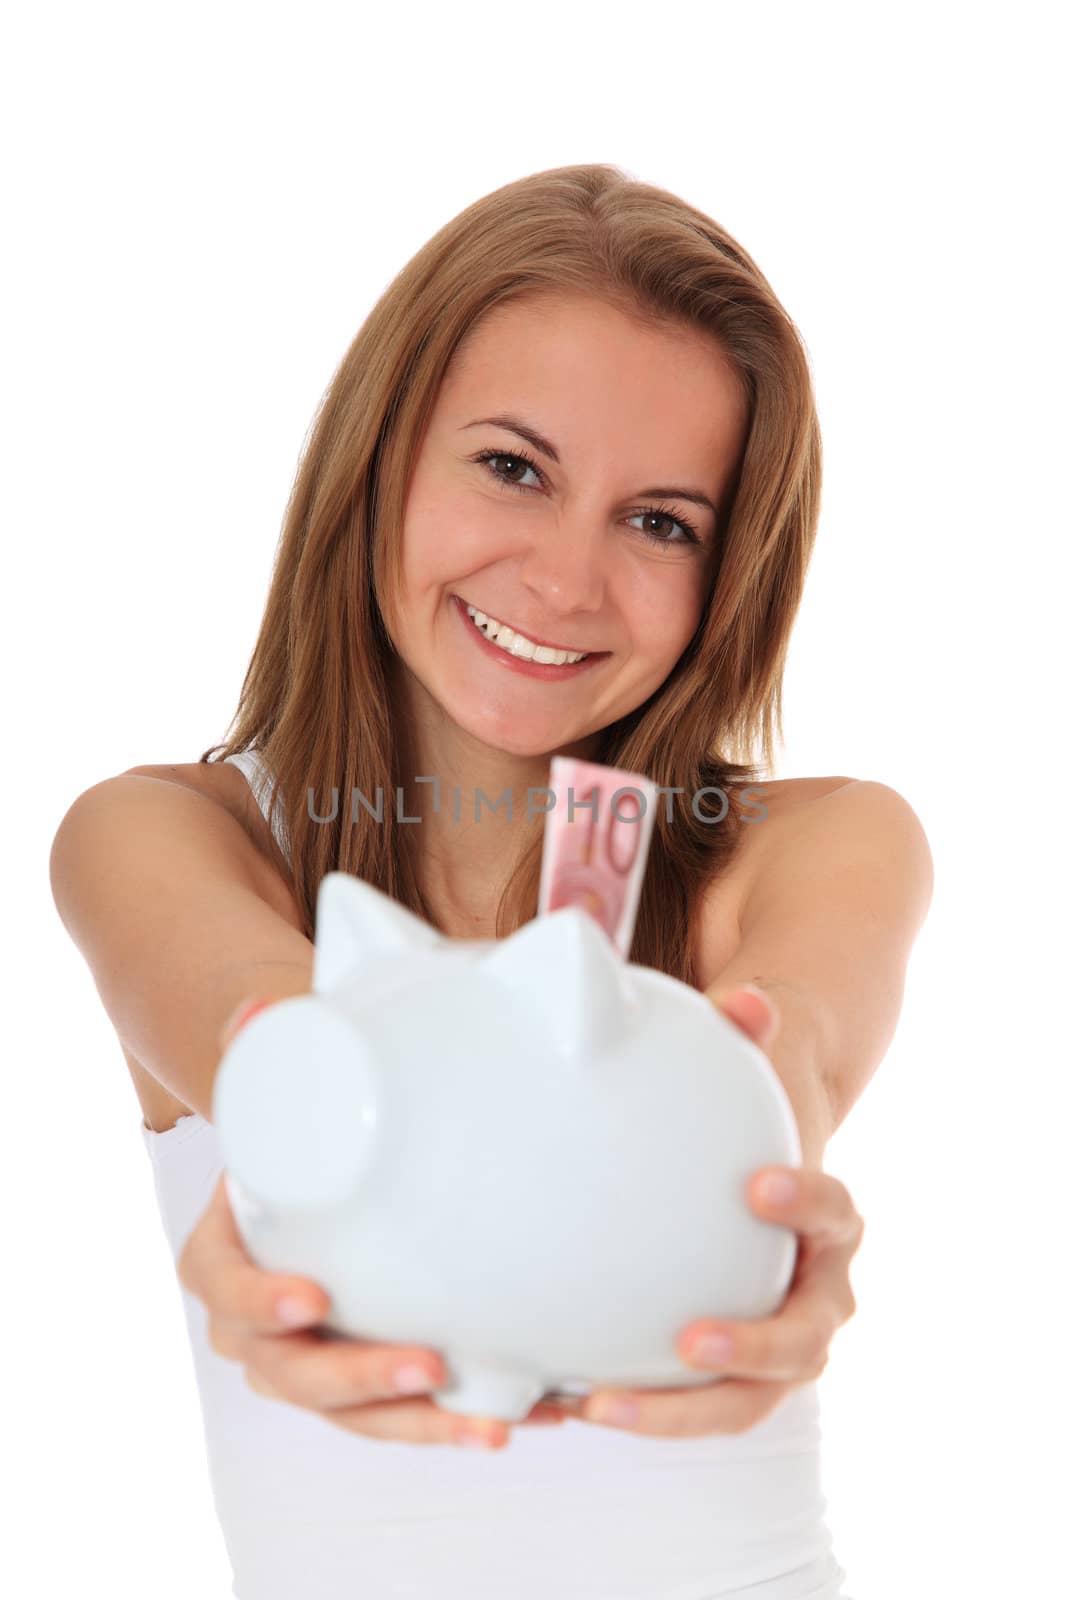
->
[139, 747, 852, 1599]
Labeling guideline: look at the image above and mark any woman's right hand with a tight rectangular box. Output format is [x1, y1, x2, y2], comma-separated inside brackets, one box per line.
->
[175, 997, 570, 1451]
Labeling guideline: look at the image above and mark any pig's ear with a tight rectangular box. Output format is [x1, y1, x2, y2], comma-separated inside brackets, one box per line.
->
[312, 871, 444, 992]
[480, 906, 627, 1059]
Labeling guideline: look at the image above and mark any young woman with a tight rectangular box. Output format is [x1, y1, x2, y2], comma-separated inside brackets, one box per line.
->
[50, 164, 932, 1598]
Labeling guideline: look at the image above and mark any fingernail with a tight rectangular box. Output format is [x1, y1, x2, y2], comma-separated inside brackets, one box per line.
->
[588, 1398, 639, 1426]
[392, 1365, 438, 1394]
[230, 998, 275, 1035]
[758, 1172, 797, 1207]
[276, 1296, 320, 1327]
[456, 1424, 501, 1449]
[738, 982, 766, 999]
[692, 1332, 734, 1365]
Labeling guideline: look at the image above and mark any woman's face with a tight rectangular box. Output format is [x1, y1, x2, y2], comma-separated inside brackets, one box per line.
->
[389, 291, 749, 759]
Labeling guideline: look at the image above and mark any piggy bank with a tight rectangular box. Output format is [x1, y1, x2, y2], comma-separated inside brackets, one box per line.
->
[213, 870, 801, 1422]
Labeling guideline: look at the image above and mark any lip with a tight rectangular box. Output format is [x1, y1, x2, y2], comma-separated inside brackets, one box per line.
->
[454, 594, 603, 656]
[452, 594, 609, 680]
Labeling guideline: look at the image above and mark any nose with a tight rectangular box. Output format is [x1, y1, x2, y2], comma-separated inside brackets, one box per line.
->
[514, 514, 607, 618]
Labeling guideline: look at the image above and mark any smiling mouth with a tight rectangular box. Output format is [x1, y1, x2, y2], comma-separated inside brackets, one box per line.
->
[454, 594, 606, 661]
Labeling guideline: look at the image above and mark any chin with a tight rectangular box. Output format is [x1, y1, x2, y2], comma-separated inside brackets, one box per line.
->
[460, 721, 561, 760]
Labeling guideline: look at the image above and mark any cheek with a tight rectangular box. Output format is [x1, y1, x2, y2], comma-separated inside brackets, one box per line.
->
[397, 520, 451, 609]
[627, 577, 705, 657]
[402, 487, 505, 591]
[397, 510, 435, 595]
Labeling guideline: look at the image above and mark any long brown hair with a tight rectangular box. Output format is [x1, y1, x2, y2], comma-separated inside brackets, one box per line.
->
[201, 162, 821, 988]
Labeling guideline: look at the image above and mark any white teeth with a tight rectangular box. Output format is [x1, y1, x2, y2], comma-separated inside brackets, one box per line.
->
[466, 605, 588, 665]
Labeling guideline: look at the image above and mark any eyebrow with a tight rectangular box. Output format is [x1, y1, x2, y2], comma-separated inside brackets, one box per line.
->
[460, 412, 719, 523]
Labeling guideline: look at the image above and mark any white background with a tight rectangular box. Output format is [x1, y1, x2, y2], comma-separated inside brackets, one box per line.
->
[7, 3, 1064, 1595]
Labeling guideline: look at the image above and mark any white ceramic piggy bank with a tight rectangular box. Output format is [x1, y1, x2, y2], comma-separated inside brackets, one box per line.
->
[213, 870, 801, 1422]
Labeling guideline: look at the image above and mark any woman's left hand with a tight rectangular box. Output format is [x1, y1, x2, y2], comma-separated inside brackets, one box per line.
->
[575, 985, 865, 1439]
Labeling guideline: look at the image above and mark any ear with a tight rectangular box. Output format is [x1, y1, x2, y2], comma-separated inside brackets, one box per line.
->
[312, 871, 444, 992]
[479, 906, 627, 1060]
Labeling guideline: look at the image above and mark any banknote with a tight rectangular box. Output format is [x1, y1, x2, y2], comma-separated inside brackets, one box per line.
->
[536, 756, 659, 961]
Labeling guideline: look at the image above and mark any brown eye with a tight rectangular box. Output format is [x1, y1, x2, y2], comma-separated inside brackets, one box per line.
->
[471, 448, 543, 491]
[625, 507, 701, 547]
[470, 445, 701, 547]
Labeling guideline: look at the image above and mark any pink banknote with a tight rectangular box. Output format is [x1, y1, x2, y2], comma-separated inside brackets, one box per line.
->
[536, 756, 659, 961]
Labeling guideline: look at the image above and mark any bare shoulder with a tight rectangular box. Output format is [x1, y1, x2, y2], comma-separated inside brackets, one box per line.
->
[693, 774, 858, 990]
[731, 775, 932, 900]
[123, 759, 252, 821]
[122, 760, 302, 930]
[762, 777, 933, 903]
[727, 773, 859, 876]
[739, 773, 858, 822]
[745, 776, 931, 858]
[695, 775, 934, 988]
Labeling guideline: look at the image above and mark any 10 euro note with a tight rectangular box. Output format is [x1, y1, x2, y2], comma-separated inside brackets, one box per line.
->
[536, 755, 659, 962]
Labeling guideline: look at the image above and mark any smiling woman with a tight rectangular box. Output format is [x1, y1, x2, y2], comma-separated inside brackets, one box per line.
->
[49, 161, 915, 1600]
[183, 173, 817, 986]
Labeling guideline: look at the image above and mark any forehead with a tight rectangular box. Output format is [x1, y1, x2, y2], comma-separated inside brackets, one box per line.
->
[437, 292, 747, 470]
[448, 291, 731, 382]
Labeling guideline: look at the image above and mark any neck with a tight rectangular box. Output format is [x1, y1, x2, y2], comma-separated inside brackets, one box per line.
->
[389, 662, 604, 936]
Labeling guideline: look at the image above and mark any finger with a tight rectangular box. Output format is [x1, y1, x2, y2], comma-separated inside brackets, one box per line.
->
[203, 1006, 342, 1331]
[178, 1172, 332, 1334]
[218, 994, 277, 1053]
[242, 1354, 565, 1437]
[313, 1396, 515, 1449]
[239, 1329, 573, 1417]
[707, 984, 780, 1049]
[219, 1314, 566, 1426]
[680, 1291, 838, 1383]
[235, 1325, 453, 1411]
[239, 1372, 510, 1449]
[244, 1364, 520, 1450]
[244, 1367, 286, 1401]
[679, 1240, 859, 1383]
[322, 1398, 568, 1445]
[186, 1175, 543, 1429]
[522, 1405, 571, 1424]
[746, 1166, 865, 1251]
[582, 1377, 793, 1439]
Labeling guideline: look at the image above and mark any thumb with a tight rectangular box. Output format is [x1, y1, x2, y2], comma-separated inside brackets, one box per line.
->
[708, 982, 780, 1050]
[218, 996, 277, 1054]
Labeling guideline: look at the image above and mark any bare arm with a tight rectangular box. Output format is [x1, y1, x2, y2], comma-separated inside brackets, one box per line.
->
[704, 780, 934, 1169]
[49, 772, 315, 1122]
